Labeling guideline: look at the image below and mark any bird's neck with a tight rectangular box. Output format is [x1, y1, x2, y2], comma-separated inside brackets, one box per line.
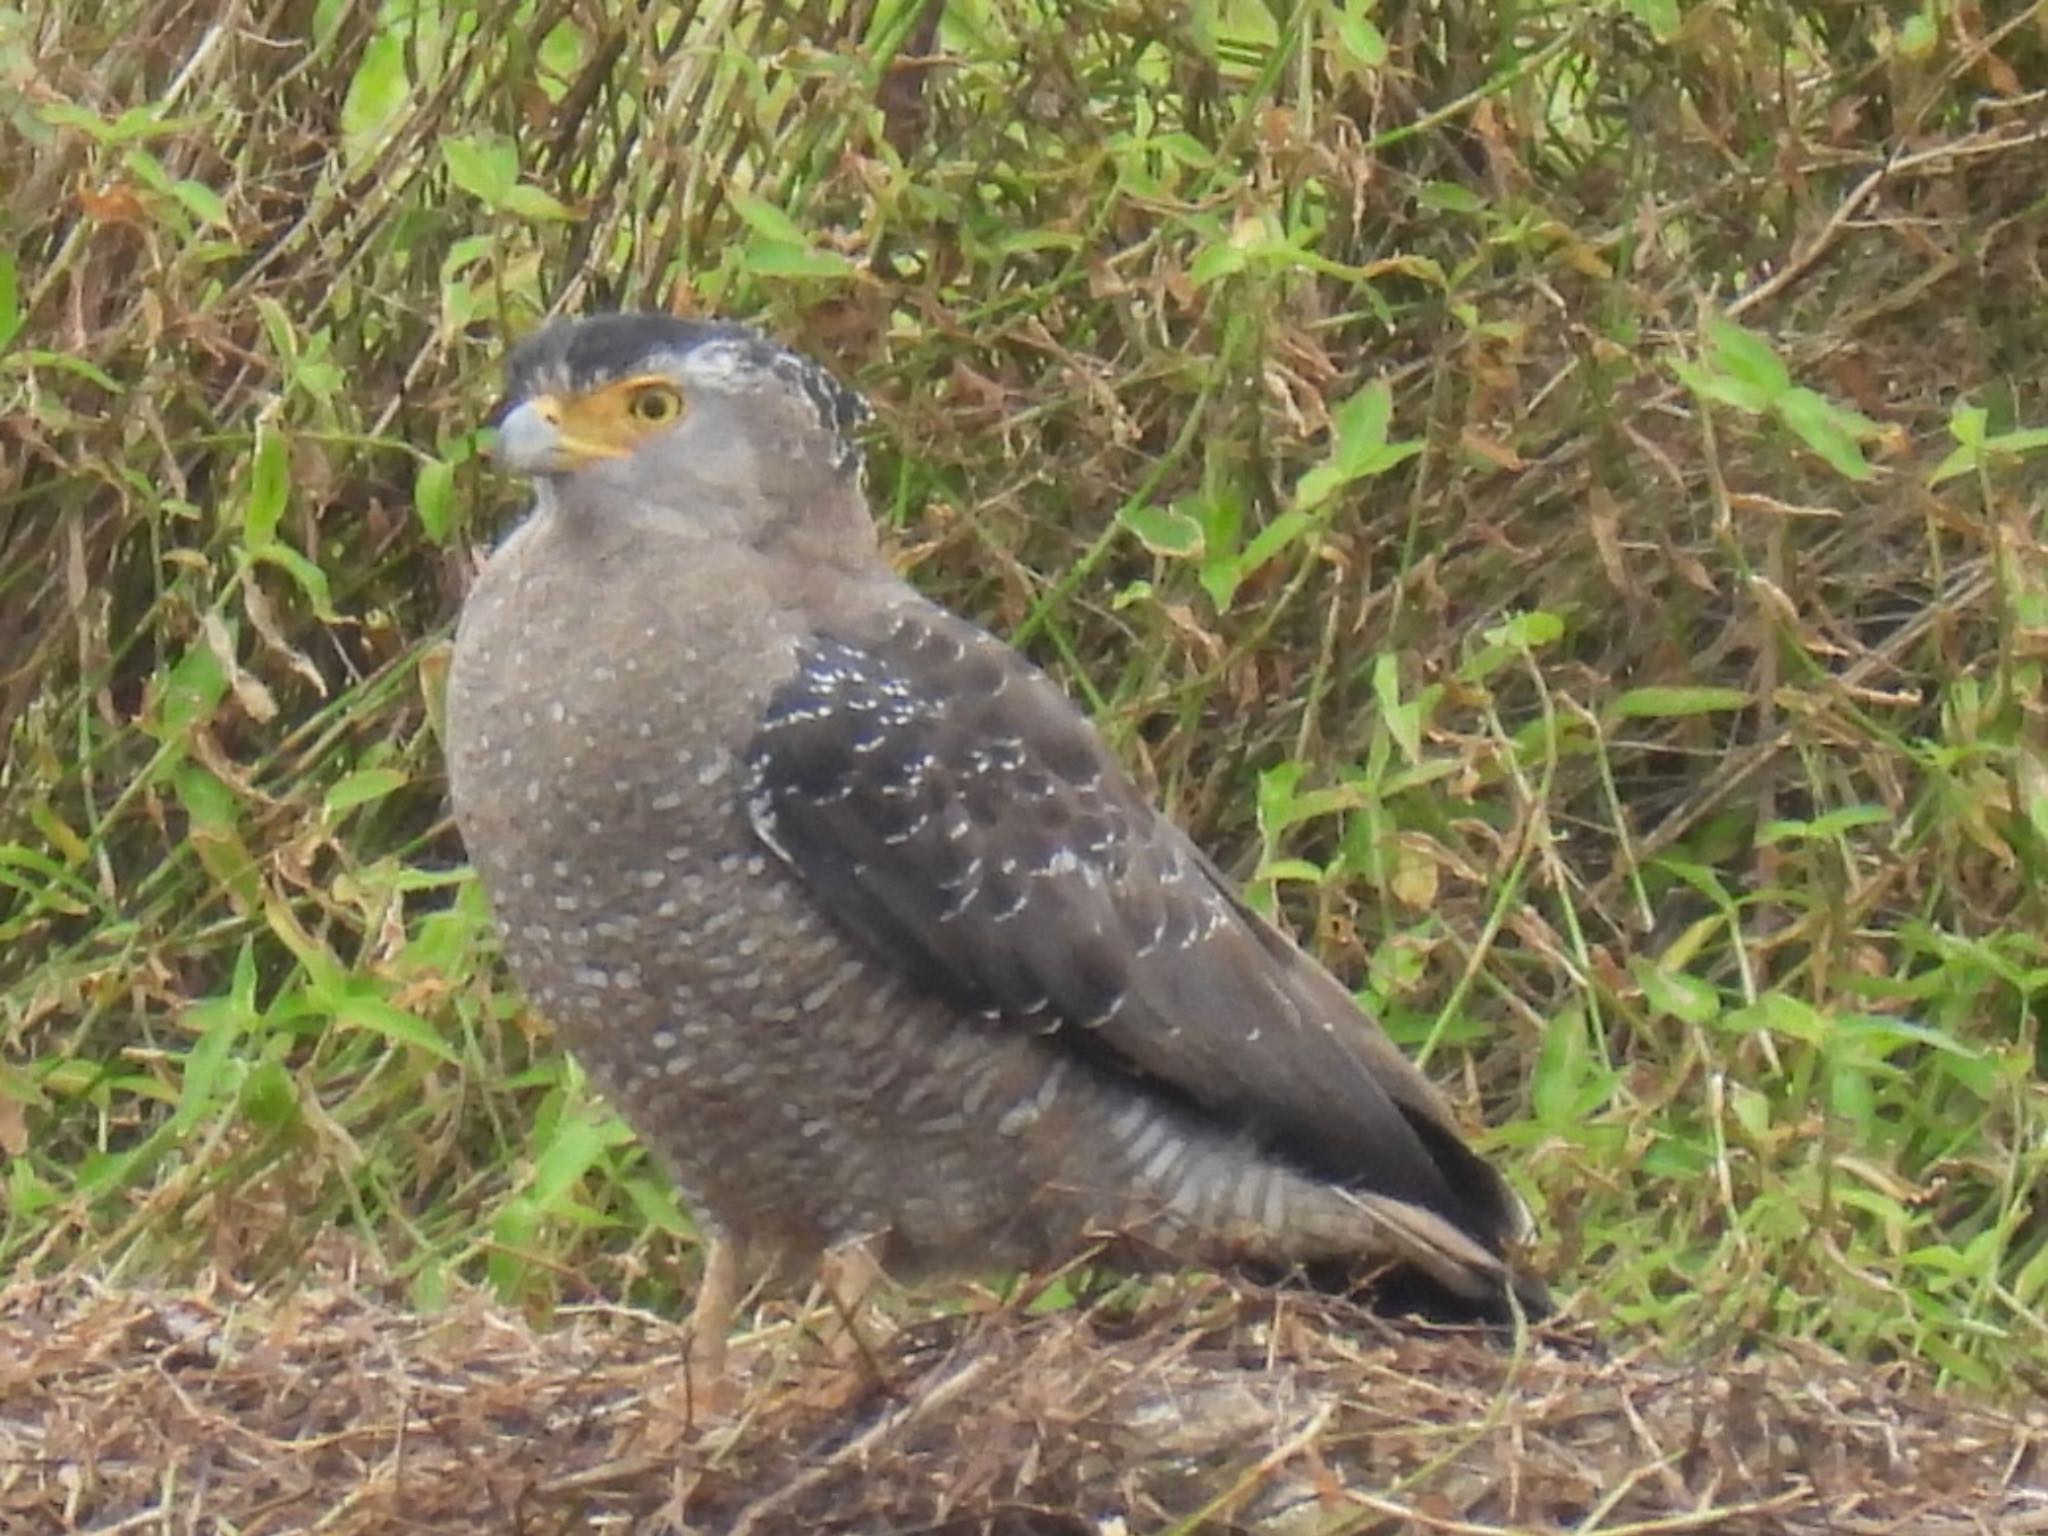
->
[754, 479, 881, 575]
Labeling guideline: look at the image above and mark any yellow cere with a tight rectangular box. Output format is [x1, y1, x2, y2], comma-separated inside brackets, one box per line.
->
[534, 374, 686, 463]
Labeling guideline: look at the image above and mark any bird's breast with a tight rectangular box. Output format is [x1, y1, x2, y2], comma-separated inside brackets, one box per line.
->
[450, 519, 794, 821]
[446, 513, 808, 1028]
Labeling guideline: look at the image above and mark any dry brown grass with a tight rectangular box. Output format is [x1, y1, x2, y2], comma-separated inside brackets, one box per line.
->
[4, 1267, 2044, 1535]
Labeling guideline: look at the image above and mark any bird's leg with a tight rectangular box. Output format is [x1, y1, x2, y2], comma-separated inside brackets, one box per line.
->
[815, 1233, 892, 1371]
[687, 1235, 742, 1408]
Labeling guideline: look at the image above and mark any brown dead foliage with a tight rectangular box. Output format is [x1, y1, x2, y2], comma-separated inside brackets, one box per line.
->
[3, 1273, 2042, 1535]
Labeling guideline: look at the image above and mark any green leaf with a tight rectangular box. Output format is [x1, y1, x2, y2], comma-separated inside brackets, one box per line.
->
[1758, 804, 1891, 843]
[414, 457, 455, 543]
[1670, 357, 1774, 415]
[1198, 558, 1245, 612]
[1187, 242, 1248, 287]
[1723, 993, 1833, 1046]
[1236, 508, 1316, 572]
[175, 763, 260, 907]
[331, 992, 459, 1062]
[1372, 653, 1422, 763]
[1612, 685, 1752, 718]
[324, 767, 408, 819]
[1417, 182, 1485, 214]
[1632, 959, 1721, 1025]
[1253, 857, 1325, 885]
[1928, 443, 1978, 485]
[489, 1196, 541, 1295]
[1330, 10, 1387, 71]
[248, 543, 336, 618]
[1622, 0, 1681, 39]
[244, 423, 289, 547]
[20, 349, 122, 390]
[151, 640, 230, 740]
[1990, 425, 2048, 455]
[311, 0, 353, 51]
[251, 295, 301, 370]
[1294, 380, 1420, 510]
[1531, 1006, 1615, 1125]
[1703, 318, 1792, 399]
[530, 1112, 621, 1211]
[1292, 463, 1347, 511]
[1729, 1083, 1772, 1139]
[538, 20, 588, 81]
[1149, 131, 1214, 169]
[727, 190, 810, 245]
[229, 939, 260, 1014]
[340, 30, 411, 160]
[1488, 609, 1566, 651]
[1331, 380, 1394, 462]
[173, 1002, 247, 1124]
[1776, 387, 1875, 481]
[502, 183, 574, 222]
[38, 102, 187, 145]
[37, 100, 118, 140]
[442, 134, 519, 208]
[620, 1173, 691, 1235]
[172, 762, 239, 833]
[1947, 402, 1988, 448]
[1255, 761, 1305, 841]
[171, 178, 231, 230]
[1118, 503, 1204, 558]
[239, 1058, 300, 1131]
[739, 237, 856, 279]
[1928, 404, 2048, 485]
[0, 248, 19, 351]
[1896, 10, 1938, 59]
[1458, 610, 1564, 684]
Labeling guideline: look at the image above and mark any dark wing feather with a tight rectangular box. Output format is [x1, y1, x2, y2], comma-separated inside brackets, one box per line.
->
[743, 600, 1523, 1255]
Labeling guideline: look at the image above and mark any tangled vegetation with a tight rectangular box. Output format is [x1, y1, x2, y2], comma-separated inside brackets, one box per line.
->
[3, 0, 2046, 1501]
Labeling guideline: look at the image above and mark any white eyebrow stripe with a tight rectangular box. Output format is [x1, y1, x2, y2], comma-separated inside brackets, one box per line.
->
[678, 341, 757, 390]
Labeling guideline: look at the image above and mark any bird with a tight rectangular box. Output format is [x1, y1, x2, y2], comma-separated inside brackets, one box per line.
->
[444, 312, 1546, 1385]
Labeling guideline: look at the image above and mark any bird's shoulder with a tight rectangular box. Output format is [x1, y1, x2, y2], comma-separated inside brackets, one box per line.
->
[742, 594, 1169, 1013]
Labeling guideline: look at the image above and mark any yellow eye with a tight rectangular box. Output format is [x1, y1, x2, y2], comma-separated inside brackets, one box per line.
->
[629, 384, 683, 425]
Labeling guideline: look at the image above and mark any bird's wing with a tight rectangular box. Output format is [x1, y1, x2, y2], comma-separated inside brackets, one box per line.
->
[742, 597, 1524, 1255]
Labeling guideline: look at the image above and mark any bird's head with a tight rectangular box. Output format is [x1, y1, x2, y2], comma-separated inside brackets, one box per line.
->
[492, 312, 874, 559]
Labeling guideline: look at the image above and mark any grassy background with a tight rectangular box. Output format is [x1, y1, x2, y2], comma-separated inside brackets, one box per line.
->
[3, 0, 2045, 1401]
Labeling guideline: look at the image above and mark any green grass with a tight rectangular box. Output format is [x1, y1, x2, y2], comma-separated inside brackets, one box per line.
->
[3, 0, 2046, 1398]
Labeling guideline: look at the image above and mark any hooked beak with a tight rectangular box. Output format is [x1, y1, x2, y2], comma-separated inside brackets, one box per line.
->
[489, 397, 625, 474]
